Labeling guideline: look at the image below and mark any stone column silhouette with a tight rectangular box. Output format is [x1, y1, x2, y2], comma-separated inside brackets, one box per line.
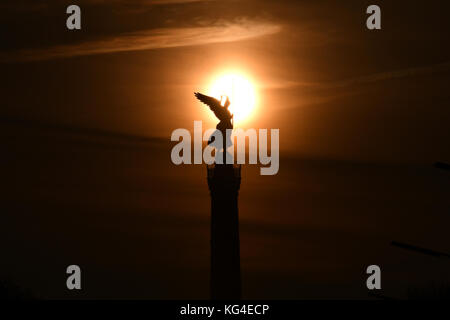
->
[207, 163, 241, 299]
[194, 91, 240, 299]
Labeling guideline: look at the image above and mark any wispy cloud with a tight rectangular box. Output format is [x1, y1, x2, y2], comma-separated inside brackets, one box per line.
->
[0, 0, 212, 11]
[261, 61, 450, 109]
[269, 61, 450, 90]
[325, 61, 450, 88]
[85, 0, 212, 4]
[0, 20, 280, 63]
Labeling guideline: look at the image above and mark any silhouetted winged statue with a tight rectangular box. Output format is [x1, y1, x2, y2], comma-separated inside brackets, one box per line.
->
[194, 92, 234, 161]
[194, 92, 233, 132]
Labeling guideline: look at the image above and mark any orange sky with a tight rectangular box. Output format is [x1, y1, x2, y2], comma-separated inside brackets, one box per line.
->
[2, 1, 450, 164]
[1, 0, 450, 300]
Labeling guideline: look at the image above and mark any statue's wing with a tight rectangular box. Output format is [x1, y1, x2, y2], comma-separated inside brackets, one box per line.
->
[194, 92, 225, 120]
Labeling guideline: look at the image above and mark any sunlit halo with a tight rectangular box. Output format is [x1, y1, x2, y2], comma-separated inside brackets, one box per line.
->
[208, 72, 257, 124]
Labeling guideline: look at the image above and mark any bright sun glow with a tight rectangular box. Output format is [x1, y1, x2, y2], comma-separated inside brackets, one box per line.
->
[208, 72, 257, 124]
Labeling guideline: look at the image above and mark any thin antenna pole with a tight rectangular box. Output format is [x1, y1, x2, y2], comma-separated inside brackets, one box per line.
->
[391, 241, 450, 259]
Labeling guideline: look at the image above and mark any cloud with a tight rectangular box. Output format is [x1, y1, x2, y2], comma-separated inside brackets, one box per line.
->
[260, 61, 450, 109]
[85, 0, 211, 4]
[0, 20, 280, 63]
[326, 61, 450, 88]
[0, 0, 212, 11]
[267, 61, 450, 91]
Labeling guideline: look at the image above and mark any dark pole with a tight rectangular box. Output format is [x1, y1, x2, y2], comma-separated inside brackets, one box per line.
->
[391, 241, 450, 259]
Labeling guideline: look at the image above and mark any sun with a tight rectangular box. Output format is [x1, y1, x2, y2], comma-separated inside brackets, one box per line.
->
[207, 72, 257, 124]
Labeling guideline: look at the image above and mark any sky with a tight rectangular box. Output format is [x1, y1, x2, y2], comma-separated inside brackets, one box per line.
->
[2, 0, 450, 162]
[1, 0, 450, 299]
